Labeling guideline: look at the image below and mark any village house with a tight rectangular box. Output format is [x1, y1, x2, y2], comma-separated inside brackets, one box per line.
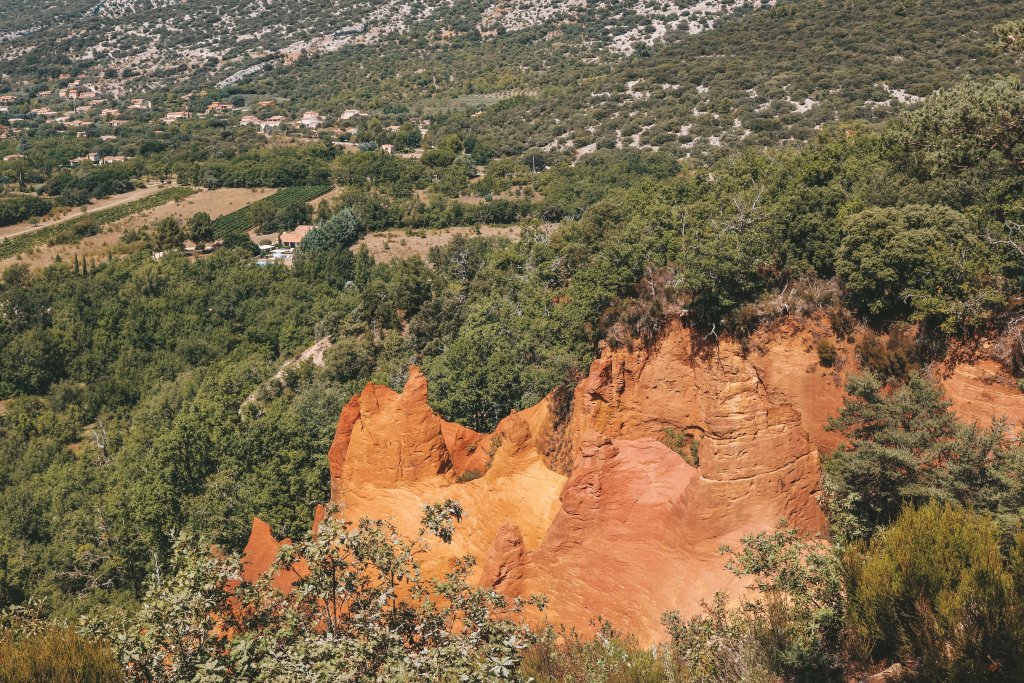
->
[128, 99, 152, 110]
[299, 111, 323, 128]
[101, 108, 120, 117]
[163, 111, 192, 122]
[207, 101, 236, 114]
[263, 115, 286, 130]
[0, 95, 16, 105]
[101, 155, 132, 164]
[280, 225, 314, 248]
[257, 100, 276, 108]
[71, 152, 102, 165]
[109, 120, 130, 128]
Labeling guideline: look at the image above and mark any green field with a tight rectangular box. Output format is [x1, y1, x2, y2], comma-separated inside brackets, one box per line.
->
[210, 186, 332, 239]
[0, 186, 198, 261]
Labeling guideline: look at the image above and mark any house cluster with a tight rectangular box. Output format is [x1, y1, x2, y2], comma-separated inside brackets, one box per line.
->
[70, 152, 133, 166]
[239, 110, 322, 132]
[58, 81, 102, 101]
[163, 111, 192, 123]
[0, 80, 153, 138]
[240, 114, 287, 132]
[207, 101, 237, 114]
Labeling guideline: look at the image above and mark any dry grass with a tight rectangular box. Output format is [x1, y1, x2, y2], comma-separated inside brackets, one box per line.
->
[112, 187, 275, 230]
[0, 627, 123, 683]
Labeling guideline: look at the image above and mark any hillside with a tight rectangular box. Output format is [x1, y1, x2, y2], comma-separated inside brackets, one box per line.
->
[0, 0, 767, 93]
[3, 2, 1024, 682]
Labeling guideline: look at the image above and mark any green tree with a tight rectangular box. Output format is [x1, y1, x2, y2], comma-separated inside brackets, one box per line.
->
[835, 205, 1004, 332]
[824, 373, 1024, 541]
[85, 501, 542, 682]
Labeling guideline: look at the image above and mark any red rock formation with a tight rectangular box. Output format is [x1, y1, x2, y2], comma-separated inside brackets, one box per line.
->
[940, 359, 1024, 428]
[243, 316, 1022, 642]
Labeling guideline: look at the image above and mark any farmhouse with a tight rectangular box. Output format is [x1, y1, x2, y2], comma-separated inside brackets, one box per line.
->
[280, 225, 314, 248]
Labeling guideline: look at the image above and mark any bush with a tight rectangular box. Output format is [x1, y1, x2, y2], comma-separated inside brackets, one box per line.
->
[845, 504, 1024, 681]
[816, 338, 838, 367]
[522, 622, 668, 683]
[84, 502, 543, 682]
[855, 327, 916, 380]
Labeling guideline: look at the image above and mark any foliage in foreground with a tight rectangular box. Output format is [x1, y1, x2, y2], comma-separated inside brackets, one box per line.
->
[0, 603, 121, 683]
[83, 501, 542, 682]
[845, 504, 1024, 682]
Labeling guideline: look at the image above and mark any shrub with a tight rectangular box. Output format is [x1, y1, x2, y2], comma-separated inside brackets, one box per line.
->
[664, 524, 845, 682]
[83, 501, 543, 682]
[844, 504, 1024, 681]
[522, 621, 668, 683]
[816, 338, 838, 367]
[855, 326, 916, 380]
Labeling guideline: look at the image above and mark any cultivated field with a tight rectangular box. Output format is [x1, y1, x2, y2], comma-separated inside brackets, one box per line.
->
[113, 187, 277, 230]
[0, 188, 273, 272]
[0, 183, 171, 240]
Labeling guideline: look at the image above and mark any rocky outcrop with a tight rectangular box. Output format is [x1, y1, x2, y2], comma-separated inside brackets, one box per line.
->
[244, 319, 852, 642]
[940, 359, 1024, 428]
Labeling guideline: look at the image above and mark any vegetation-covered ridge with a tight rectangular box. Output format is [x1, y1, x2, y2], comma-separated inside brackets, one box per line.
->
[2, 13, 1024, 683]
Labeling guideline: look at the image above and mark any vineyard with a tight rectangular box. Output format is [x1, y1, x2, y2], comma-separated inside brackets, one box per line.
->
[0, 186, 198, 261]
[210, 186, 331, 239]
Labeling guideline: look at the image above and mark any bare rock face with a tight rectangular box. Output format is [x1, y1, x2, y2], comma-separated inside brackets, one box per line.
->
[940, 359, 1024, 428]
[244, 320, 847, 642]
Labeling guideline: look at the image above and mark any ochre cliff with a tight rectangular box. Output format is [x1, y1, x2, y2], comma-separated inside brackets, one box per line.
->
[242, 317, 1024, 643]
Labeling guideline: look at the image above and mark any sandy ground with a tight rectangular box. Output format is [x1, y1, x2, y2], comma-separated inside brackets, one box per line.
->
[355, 225, 545, 263]
[0, 183, 173, 240]
[0, 187, 275, 273]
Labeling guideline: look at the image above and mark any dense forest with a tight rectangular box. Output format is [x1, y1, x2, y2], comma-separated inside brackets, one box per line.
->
[2, 4, 1024, 683]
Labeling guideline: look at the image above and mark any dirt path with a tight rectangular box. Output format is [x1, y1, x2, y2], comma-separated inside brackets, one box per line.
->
[0, 183, 175, 240]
